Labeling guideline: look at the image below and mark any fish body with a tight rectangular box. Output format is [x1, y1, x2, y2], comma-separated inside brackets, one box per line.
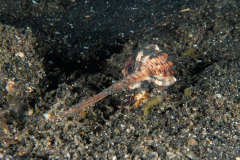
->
[48, 44, 176, 119]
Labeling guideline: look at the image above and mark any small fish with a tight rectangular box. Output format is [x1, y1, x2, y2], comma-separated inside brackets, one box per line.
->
[46, 44, 176, 119]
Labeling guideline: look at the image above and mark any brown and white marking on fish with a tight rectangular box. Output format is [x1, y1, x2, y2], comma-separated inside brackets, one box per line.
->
[122, 44, 176, 87]
[45, 44, 177, 119]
